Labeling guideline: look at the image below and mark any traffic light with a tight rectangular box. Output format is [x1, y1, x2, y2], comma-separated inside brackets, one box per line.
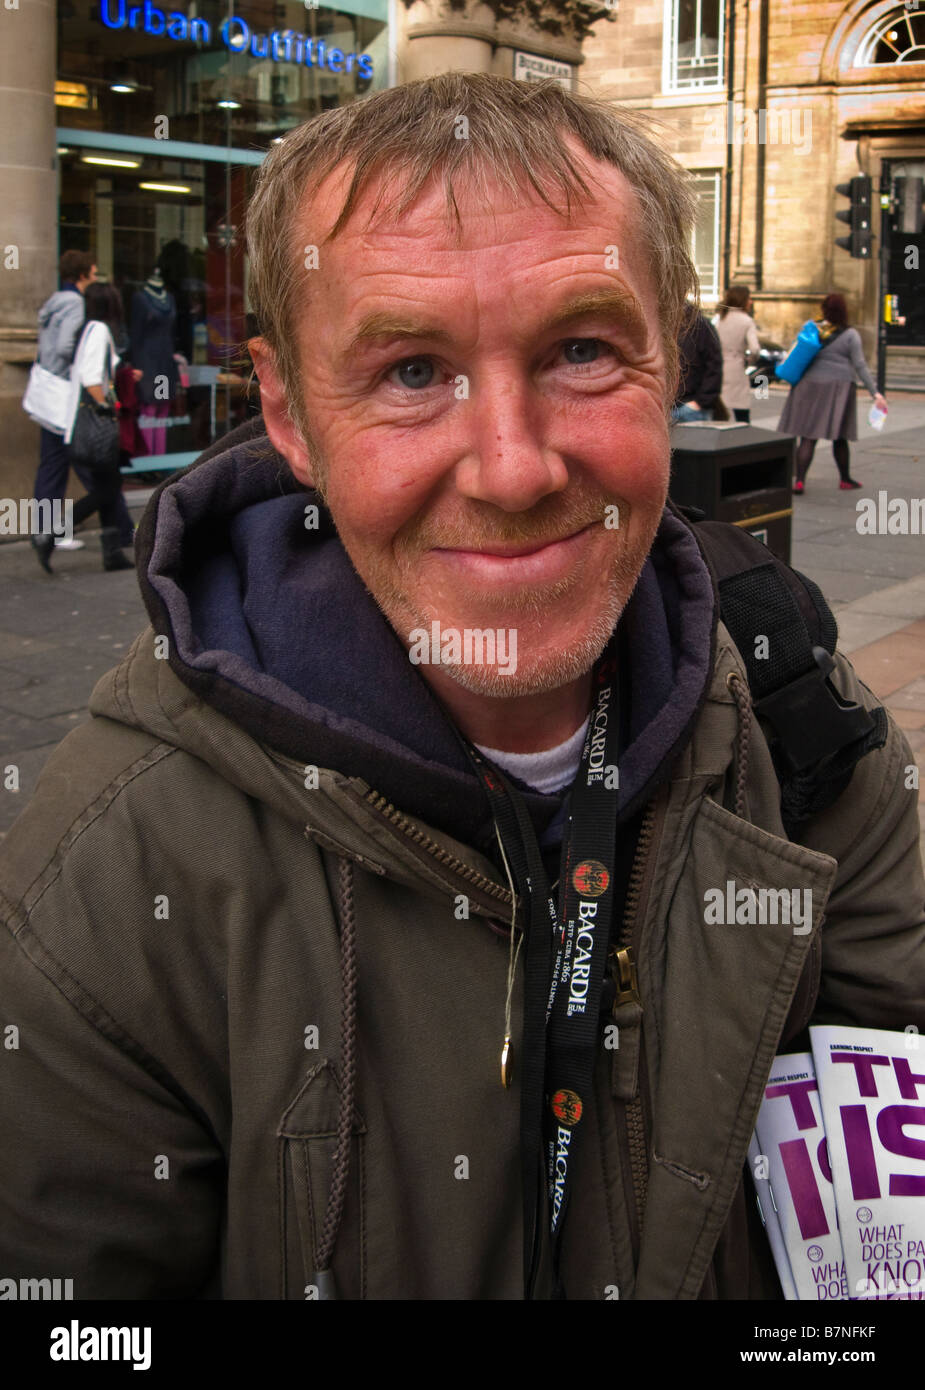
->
[835, 176, 873, 258]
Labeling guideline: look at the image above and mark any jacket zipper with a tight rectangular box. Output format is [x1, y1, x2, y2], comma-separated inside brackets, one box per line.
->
[609, 797, 660, 1269]
[361, 782, 663, 1249]
[360, 788, 514, 910]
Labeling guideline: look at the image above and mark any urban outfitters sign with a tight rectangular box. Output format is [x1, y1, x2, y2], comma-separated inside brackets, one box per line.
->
[99, 0, 374, 77]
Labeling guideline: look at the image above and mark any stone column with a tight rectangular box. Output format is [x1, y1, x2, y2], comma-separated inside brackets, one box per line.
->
[397, 0, 613, 86]
[0, 0, 57, 508]
[730, 0, 766, 287]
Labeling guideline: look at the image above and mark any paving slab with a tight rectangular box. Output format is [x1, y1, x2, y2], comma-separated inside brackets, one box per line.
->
[0, 740, 67, 835]
[0, 707, 85, 758]
[832, 611, 909, 654]
[838, 575, 925, 618]
[0, 666, 116, 720]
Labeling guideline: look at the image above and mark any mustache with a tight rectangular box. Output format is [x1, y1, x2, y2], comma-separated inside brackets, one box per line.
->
[397, 492, 621, 553]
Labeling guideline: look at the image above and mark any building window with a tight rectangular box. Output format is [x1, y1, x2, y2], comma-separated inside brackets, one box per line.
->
[690, 171, 721, 299]
[856, 7, 925, 65]
[55, 0, 389, 471]
[663, 0, 724, 91]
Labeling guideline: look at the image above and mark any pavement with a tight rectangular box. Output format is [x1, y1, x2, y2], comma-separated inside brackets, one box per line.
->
[1, 389, 925, 845]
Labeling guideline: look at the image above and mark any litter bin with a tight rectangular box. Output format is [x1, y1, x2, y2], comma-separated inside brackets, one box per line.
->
[669, 423, 795, 564]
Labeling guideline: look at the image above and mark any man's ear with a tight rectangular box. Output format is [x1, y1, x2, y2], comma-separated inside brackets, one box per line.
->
[248, 336, 315, 488]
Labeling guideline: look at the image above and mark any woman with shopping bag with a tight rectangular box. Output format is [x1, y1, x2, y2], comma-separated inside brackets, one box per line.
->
[777, 293, 887, 493]
[33, 283, 137, 573]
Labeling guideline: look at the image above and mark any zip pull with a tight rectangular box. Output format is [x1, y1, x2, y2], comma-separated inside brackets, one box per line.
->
[493, 819, 522, 1090]
[613, 946, 642, 1006]
[608, 947, 644, 1101]
[501, 1033, 513, 1088]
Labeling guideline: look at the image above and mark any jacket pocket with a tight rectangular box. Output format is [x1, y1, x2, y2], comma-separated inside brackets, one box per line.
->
[635, 795, 838, 1298]
[277, 1060, 367, 1300]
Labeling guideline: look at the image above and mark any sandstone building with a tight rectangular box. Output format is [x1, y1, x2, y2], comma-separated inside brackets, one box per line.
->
[582, 0, 925, 382]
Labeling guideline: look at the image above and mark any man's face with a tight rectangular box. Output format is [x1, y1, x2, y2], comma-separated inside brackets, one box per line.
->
[254, 143, 671, 699]
[77, 265, 98, 294]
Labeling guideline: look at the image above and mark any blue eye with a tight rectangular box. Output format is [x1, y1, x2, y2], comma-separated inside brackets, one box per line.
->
[562, 340, 602, 365]
[391, 357, 435, 389]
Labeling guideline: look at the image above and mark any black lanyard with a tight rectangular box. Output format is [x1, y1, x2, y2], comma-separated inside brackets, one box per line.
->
[462, 643, 622, 1298]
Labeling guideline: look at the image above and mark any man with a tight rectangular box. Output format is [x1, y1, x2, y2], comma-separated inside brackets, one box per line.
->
[30, 251, 134, 569]
[1, 75, 923, 1300]
[672, 302, 723, 422]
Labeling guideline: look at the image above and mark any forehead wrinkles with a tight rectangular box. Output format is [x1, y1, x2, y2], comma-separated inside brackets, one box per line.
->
[309, 217, 654, 330]
[297, 151, 651, 272]
[287, 162, 663, 380]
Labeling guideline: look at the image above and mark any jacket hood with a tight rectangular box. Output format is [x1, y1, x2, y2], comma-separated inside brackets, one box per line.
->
[117, 425, 717, 854]
[138, 287, 174, 314]
[37, 288, 81, 328]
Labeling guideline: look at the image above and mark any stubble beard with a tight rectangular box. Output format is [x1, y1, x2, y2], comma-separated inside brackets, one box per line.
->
[385, 518, 657, 699]
[293, 409, 662, 700]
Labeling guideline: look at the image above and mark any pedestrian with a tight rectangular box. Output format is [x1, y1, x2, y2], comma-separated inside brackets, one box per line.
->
[29, 250, 95, 568]
[57, 282, 134, 572]
[2, 74, 922, 1302]
[713, 284, 760, 423]
[778, 293, 888, 493]
[29, 251, 136, 570]
[672, 301, 723, 421]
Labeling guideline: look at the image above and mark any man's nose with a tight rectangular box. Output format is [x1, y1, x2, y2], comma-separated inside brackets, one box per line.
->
[453, 371, 568, 513]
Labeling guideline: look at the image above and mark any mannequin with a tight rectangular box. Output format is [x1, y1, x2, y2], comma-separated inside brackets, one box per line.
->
[129, 267, 179, 455]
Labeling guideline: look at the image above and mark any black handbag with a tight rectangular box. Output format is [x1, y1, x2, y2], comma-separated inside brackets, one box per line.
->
[69, 331, 120, 473]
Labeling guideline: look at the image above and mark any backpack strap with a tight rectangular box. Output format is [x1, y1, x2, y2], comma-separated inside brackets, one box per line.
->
[677, 507, 888, 833]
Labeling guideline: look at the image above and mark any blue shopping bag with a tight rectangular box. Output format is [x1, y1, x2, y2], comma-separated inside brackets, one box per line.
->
[775, 320, 821, 385]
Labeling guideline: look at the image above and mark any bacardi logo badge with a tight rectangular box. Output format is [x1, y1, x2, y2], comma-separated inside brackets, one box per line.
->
[572, 859, 610, 897]
[551, 1088, 583, 1127]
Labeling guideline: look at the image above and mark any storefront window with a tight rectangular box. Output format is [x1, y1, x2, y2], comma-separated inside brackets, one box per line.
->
[55, 0, 389, 470]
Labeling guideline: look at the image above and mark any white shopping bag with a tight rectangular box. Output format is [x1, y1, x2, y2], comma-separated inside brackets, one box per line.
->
[22, 361, 76, 434]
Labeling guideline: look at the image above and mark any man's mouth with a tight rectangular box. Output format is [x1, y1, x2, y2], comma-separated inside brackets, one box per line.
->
[436, 522, 597, 558]
[430, 522, 601, 584]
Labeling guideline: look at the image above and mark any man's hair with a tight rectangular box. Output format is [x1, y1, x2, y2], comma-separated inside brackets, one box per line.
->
[59, 249, 95, 284]
[246, 72, 699, 425]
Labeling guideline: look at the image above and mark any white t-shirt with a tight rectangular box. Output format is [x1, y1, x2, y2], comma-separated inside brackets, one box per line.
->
[475, 715, 591, 795]
[64, 321, 120, 443]
[73, 320, 120, 390]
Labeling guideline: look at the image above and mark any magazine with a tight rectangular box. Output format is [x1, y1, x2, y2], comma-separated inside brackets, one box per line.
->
[811, 1024, 925, 1301]
[747, 1133, 799, 1300]
[753, 1052, 848, 1300]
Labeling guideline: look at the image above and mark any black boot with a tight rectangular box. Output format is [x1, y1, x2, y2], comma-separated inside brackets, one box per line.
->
[100, 527, 133, 572]
[31, 532, 55, 573]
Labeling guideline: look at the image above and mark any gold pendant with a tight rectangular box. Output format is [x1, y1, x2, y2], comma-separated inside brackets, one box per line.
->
[500, 1033, 512, 1088]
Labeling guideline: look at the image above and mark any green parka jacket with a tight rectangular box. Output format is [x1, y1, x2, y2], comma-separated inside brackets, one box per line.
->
[2, 432, 924, 1300]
